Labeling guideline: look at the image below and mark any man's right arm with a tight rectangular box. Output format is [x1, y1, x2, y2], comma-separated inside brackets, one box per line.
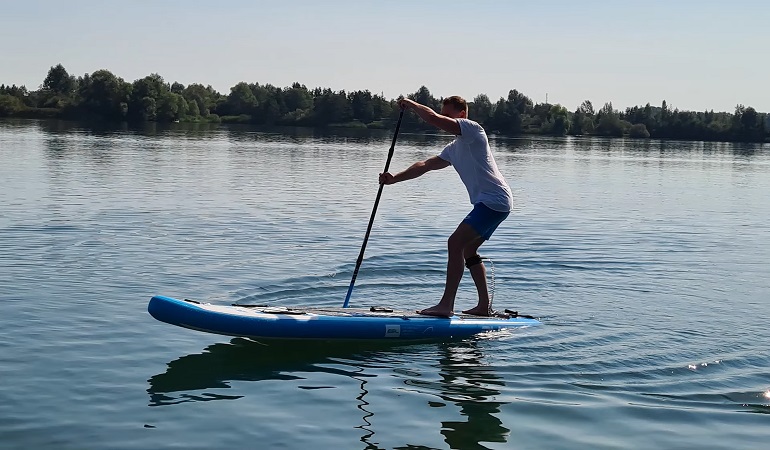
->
[379, 156, 450, 185]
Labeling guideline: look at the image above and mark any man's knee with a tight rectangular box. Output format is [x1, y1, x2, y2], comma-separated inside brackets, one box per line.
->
[447, 234, 466, 253]
[448, 225, 480, 249]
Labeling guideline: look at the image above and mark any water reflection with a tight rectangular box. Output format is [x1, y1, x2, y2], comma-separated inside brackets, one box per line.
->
[397, 342, 509, 450]
[146, 338, 392, 406]
[148, 338, 511, 450]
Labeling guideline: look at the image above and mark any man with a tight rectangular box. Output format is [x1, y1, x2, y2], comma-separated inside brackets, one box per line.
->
[379, 96, 513, 317]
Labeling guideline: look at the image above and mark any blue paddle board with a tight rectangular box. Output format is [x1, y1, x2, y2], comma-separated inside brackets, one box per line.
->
[148, 295, 540, 341]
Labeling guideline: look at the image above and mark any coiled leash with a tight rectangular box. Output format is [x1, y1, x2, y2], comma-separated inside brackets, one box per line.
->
[461, 256, 534, 319]
[464, 254, 497, 312]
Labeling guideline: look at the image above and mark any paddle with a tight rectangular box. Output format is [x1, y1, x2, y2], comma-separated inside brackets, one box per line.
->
[342, 108, 405, 308]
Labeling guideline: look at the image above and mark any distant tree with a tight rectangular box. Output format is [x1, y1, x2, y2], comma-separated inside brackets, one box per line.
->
[639, 103, 655, 134]
[370, 93, 391, 121]
[597, 101, 614, 117]
[705, 114, 730, 141]
[43, 64, 75, 95]
[132, 74, 166, 101]
[485, 90, 533, 135]
[182, 83, 220, 117]
[507, 89, 533, 115]
[224, 82, 258, 116]
[312, 88, 353, 125]
[283, 82, 313, 117]
[248, 83, 282, 123]
[658, 100, 671, 133]
[578, 100, 595, 116]
[128, 74, 170, 121]
[569, 110, 585, 135]
[0, 94, 24, 116]
[261, 96, 280, 124]
[732, 105, 765, 142]
[77, 69, 131, 120]
[570, 102, 595, 135]
[186, 98, 200, 117]
[170, 82, 185, 94]
[156, 92, 187, 122]
[570, 100, 595, 135]
[470, 94, 493, 124]
[581, 114, 596, 134]
[139, 97, 157, 121]
[671, 110, 702, 140]
[595, 102, 624, 137]
[542, 104, 571, 136]
[349, 90, 375, 123]
[488, 97, 521, 134]
[410, 86, 440, 111]
[530, 102, 552, 129]
[5, 62, 768, 141]
[628, 123, 650, 138]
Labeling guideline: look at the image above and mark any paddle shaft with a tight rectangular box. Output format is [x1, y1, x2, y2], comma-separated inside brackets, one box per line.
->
[342, 108, 405, 308]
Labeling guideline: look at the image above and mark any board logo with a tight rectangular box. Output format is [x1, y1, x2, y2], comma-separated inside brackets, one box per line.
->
[385, 324, 401, 338]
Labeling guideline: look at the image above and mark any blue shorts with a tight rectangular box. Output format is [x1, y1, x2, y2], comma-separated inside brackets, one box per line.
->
[462, 203, 509, 240]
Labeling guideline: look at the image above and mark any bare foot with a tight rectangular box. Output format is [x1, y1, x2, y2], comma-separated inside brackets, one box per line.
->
[417, 305, 454, 318]
[461, 306, 491, 317]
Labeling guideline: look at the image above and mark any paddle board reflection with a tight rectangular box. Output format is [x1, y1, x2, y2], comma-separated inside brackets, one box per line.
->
[147, 338, 397, 406]
[147, 338, 512, 449]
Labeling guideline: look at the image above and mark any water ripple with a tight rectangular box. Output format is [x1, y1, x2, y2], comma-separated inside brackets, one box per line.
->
[2, 123, 769, 449]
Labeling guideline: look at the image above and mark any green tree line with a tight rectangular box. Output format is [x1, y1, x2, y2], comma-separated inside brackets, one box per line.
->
[1, 64, 767, 143]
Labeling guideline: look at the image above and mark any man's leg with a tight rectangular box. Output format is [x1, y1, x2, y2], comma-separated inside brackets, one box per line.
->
[461, 204, 509, 316]
[462, 241, 492, 316]
[418, 223, 483, 317]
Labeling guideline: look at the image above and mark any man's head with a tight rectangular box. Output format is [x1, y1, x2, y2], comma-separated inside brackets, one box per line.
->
[441, 96, 468, 119]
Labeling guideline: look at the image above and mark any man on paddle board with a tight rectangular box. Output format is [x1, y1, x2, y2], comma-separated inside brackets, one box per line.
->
[379, 96, 513, 317]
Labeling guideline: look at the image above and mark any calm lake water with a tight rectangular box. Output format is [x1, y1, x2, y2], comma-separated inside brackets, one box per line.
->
[1, 119, 769, 449]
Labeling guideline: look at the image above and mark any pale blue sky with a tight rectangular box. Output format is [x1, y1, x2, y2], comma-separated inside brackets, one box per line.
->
[1, 0, 767, 112]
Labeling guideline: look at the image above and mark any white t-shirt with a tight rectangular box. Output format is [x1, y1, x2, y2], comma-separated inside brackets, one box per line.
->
[438, 118, 513, 212]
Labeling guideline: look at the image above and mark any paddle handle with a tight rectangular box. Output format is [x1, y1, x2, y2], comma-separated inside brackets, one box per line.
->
[343, 108, 405, 308]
